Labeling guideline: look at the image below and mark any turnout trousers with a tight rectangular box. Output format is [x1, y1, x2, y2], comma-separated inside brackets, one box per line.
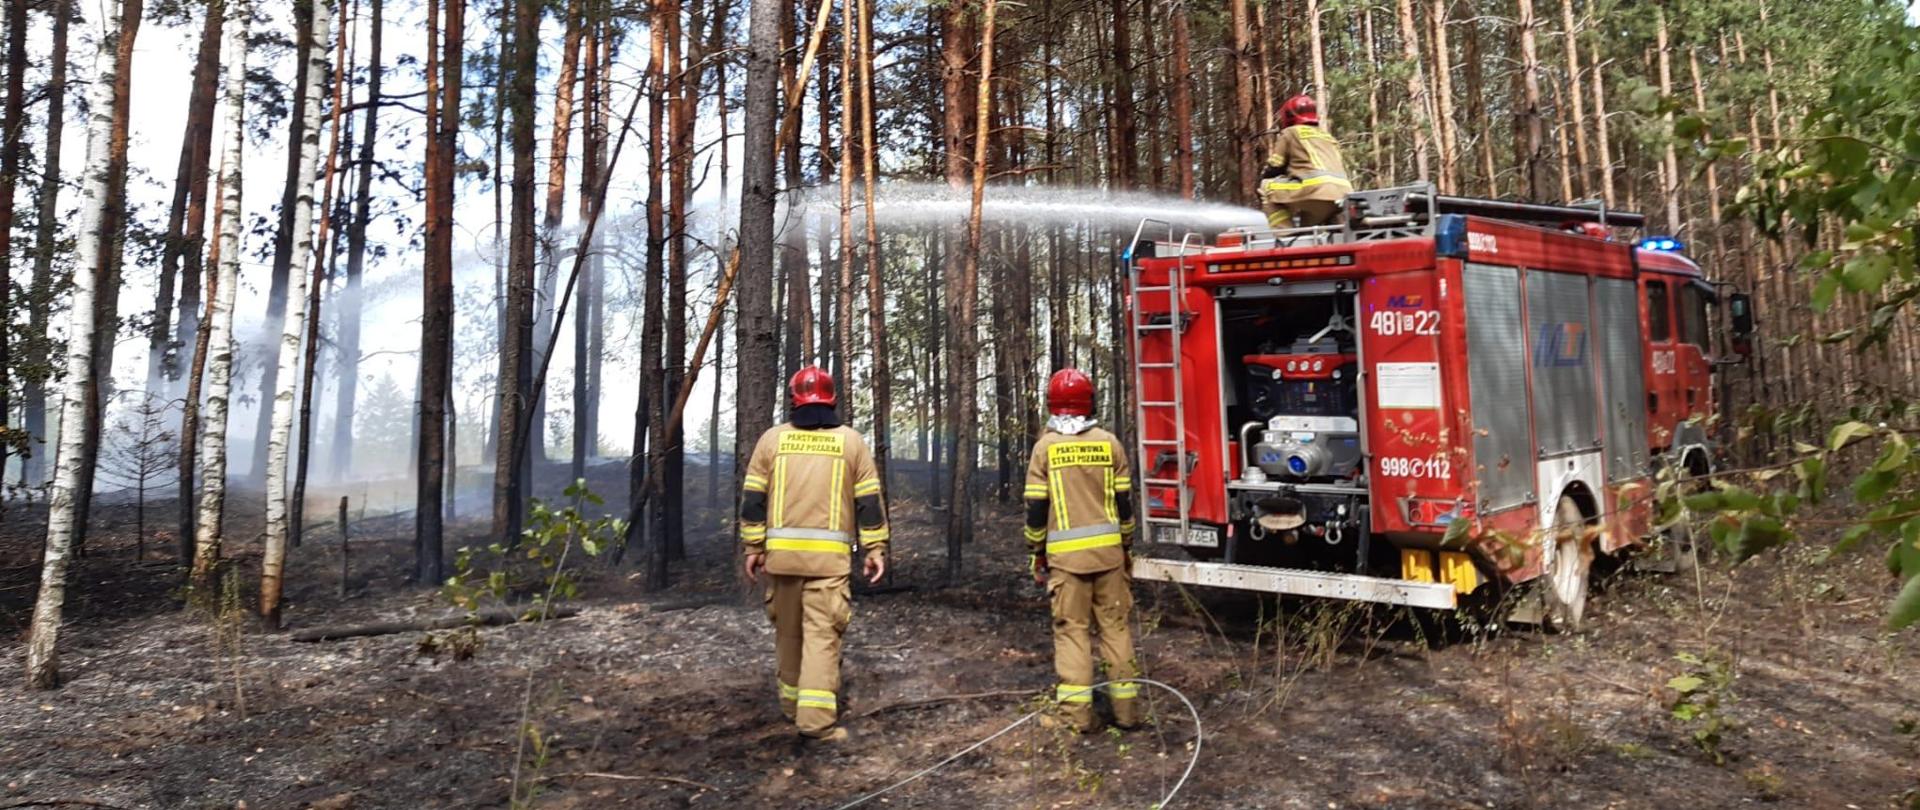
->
[1049, 566, 1140, 730]
[1261, 197, 1343, 230]
[766, 574, 852, 737]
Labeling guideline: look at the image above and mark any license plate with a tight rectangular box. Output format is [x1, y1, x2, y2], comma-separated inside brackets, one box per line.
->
[1155, 524, 1220, 548]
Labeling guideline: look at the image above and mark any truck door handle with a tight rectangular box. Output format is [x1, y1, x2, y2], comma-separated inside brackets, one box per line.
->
[1647, 393, 1659, 412]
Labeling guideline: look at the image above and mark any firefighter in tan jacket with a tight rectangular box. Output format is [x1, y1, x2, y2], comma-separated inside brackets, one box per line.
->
[1026, 369, 1140, 732]
[1259, 94, 1352, 229]
[741, 366, 888, 742]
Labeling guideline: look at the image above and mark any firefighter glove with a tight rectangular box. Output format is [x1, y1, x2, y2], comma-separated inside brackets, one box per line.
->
[1030, 552, 1048, 586]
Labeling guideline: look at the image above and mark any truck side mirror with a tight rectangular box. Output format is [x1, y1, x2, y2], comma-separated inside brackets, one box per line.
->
[1727, 292, 1754, 357]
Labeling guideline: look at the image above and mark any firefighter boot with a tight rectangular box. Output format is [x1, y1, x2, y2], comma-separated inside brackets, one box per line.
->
[795, 576, 852, 738]
[1092, 567, 1142, 729]
[1049, 569, 1099, 732]
[766, 575, 805, 721]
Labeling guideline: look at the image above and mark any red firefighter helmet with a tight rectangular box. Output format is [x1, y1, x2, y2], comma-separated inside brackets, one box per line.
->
[789, 365, 837, 408]
[1047, 369, 1095, 417]
[1280, 94, 1320, 128]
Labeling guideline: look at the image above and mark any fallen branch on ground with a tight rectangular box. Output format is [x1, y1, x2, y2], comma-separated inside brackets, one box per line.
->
[0, 800, 141, 810]
[550, 772, 718, 791]
[855, 688, 1035, 718]
[290, 605, 582, 642]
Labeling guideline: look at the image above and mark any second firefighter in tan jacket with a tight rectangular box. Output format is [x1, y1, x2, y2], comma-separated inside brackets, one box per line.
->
[740, 366, 888, 742]
[1026, 368, 1140, 732]
[1259, 94, 1352, 229]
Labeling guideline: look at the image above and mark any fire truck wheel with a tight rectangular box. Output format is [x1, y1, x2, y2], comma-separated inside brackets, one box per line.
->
[1544, 495, 1595, 633]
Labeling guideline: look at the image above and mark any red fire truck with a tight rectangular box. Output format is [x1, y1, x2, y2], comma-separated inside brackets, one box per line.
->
[1126, 186, 1754, 627]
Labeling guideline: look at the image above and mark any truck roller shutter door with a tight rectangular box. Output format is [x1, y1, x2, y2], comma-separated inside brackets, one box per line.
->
[1463, 263, 1534, 512]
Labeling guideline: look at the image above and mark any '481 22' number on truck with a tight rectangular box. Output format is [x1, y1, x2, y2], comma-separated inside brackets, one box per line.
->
[1368, 309, 1441, 337]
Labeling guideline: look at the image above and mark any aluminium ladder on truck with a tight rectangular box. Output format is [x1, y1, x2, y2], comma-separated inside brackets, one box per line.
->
[1125, 220, 1205, 548]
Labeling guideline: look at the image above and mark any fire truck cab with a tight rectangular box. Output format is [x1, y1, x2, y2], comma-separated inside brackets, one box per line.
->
[1125, 186, 1752, 624]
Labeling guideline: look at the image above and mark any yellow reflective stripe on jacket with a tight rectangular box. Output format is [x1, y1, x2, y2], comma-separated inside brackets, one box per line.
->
[770, 456, 788, 527]
[828, 458, 845, 531]
[1048, 533, 1123, 555]
[1049, 470, 1069, 529]
[779, 681, 799, 701]
[854, 477, 881, 497]
[1023, 526, 1046, 543]
[1109, 681, 1139, 700]
[741, 526, 768, 541]
[1023, 483, 1049, 499]
[858, 527, 889, 544]
[766, 538, 853, 554]
[1264, 174, 1351, 191]
[1056, 684, 1094, 704]
[743, 474, 768, 492]
[1112, 475, 1131, 493]
[1103, 468, 1117, 524]
[796, 688, 837, 709]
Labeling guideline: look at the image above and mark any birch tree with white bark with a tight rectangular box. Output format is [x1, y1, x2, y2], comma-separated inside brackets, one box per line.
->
[24, 0, 128, 690]
[191, 0, 251, 595]
[261, 0, 334, 630]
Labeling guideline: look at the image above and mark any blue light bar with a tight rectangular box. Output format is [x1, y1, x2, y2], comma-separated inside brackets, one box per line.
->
[1638, 236, 1685, 253]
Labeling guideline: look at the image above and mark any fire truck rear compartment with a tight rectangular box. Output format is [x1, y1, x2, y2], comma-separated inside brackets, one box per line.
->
[1213, 290, 1380, 574]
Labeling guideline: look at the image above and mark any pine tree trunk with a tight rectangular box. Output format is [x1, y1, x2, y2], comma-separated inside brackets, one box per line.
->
[945, 0, 996, 581]
[334, 0, 379, 481]
[641, 0, 669, 587]
[1108, 0, 1136, 190]
[662, 0, 691, 561]
[26, 0, 131, 690]
[735, 0, 782, 505]
[417, 0, 461, 585]
[1590, 30, 1614, 205]
[1229, 0, 1256, 204]
[1428, 0, 1457, 191]
[1560, 0, 1590, 197]
[572, 14, 599, 484]
[494, 0, 538, 545]
[857, 0, 888, 487]
[1396, 0, 1432, 182]
[20, 0, 71, 489]
[145, 1, 221, 399]
[541, 0, 585, 479]
[0, 0, 25, 486]
[190, 0, 250, 597]
[1169, 0, 1194, 199]
[1654, 4, 1681, 233]
[1514, 0, 1546, 200]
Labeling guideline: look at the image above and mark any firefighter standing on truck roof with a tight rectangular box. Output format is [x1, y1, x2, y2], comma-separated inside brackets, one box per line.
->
[1259, 94, 1352, 230]
[740, 366, 888, 743]
[1026, 369, 1140, 733]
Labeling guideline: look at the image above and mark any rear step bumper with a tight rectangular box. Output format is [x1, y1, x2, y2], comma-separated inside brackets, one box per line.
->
[1131, 557, 1459, 610]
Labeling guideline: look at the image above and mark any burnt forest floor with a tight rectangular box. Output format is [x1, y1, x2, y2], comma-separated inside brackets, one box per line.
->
[2, 471, 1919, 810]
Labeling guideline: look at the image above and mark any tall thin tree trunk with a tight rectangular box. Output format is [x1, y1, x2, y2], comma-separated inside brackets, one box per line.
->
[857, 0, 888, 487]
[1307, 0, 1326, 130]
[1169, 0, 1194, 199]
[0, 0, 25, 486]
[1229, 0, 1256, 203]
[1396, 0, 1432, 181]
[1591, 51, 1614, 204]
[1514, 0, 1546, 199]
[640, 0, 669, 586]
[146, 1, 221, 399]
[945, 0, 996, 581]
[262, 0, 334, 629]
[495, 0, 537, 544]
[21, 0, 72, 489]
[735, 0, 781, 506]
[26, 0, 133, 690]
[1654, 4, 1681, 233]
[74, 0, 145, 551]
[334, 0, 379, 481]
[418, 0, 461, 584]
[190, 0, 250, 596]
[1688, 46, 1723, 264]
[1428, 0, 1457, 191]
[1560, 0, 1590, 197]
[665, 0, 691, 561]
[1108, 0, 1136, 189]
[253, 0, 318, 482]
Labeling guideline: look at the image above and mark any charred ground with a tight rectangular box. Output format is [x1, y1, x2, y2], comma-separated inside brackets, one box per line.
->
[2, 477, 1917, 809]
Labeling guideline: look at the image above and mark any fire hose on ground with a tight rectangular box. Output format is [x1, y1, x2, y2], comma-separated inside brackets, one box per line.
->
[830, 678, 1205, 809]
